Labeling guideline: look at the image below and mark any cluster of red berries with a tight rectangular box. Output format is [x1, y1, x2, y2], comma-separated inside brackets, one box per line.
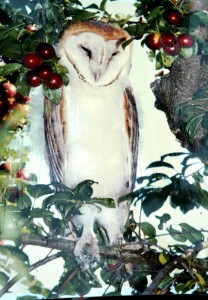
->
[0, 162, 31, 181]
[144, 9, 196, 56]
[0, 82, 30, 121]
[22, 42, 63, 90]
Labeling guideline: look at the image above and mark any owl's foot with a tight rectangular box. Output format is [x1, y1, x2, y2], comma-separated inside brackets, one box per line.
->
[74, 234, 100, 269]
[113, 233, 123, 248]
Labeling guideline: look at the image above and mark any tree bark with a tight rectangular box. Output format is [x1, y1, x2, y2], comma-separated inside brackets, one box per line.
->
[21, 233, 208, 272]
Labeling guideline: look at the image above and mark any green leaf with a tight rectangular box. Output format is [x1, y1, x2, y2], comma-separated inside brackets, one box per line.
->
[158, 275, 175, 290]
[122, 38, 135, 49]
[155, 52, 163, 70]
[202, 42, 208, 55]
[0, 245, 30, 276]
[170, 177, 201, 213]
[16, 193, 32, 210]
[180, 47, 194, 59]
[87, 197, 116, 208]
[201, 113, 208, 130]
[156, 213, 171, 230]
[30, 208, 53, 219]
[118, 192, 135, 204]
[168, 225, 187, 243]
[142, 188, 169, 216]
[146, 6, 164, 22]
[72, 180, 98, 201]
[199, 186, 208, 209]
[85, 4, 99, 10]
[193, 11, 208, 25]
[137, 173, 170, 185]
[0, 271, 9, 287]
[161, 152, 187, 161]
[15, 72, 30, 96]
[43, 85, 62, 104]
[72, 275, 91, 295]
[130, 274, 147, 292]
[27, 184, 53, 199]
[139, 222, 156, 238]
[185, 114, 204, 142]
[72, 10, 97, 23]
[179, 223, 204, 245]
[0, 63, 21, 77]
[161, 50, 176, 67]
[100, 0, 107, 11]
[147, 161, 174, 169]
[43, 192, 76, 208]
[193, 89, 208, 100]
[0, 39, 22, 61]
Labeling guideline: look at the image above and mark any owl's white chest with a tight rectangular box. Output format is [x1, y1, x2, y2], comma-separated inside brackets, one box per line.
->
[63, 77, 130, 199]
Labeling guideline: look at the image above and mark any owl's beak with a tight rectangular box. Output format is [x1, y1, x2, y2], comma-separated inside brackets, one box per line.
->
[94, 71, 101, 82]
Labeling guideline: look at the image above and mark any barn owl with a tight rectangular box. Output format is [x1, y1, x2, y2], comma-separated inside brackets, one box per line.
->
[44, 21, 139, 265]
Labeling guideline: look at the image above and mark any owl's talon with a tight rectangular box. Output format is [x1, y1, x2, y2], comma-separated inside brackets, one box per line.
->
[113, 233, 123, 249]
[74, 234, 100, 269]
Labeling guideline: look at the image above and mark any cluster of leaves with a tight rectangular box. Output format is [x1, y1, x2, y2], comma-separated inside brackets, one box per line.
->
[1, 152, 208, 297]
[175, 89, 208, 155]
[119, 152, 208, 216]
[0, 179, 115, 298]
[133, 0, 208, 69]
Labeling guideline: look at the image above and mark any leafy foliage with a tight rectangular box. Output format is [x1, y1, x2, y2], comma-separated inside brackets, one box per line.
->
[0, 0, 208, 298]
[175, 89, 208, 152]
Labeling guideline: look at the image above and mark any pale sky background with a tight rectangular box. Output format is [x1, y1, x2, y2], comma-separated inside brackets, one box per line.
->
[3, 1, 208, 299]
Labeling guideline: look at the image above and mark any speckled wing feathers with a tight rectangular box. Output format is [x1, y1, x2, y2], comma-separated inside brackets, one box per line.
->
[44, 96, 66, 184]
[124, 87, 139, 190]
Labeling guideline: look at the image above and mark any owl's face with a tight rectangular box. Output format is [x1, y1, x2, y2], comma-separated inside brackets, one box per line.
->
[59, 31, 132, 86]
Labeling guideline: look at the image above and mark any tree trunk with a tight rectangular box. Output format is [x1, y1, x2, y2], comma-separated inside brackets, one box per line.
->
[151, 0, 208, 162]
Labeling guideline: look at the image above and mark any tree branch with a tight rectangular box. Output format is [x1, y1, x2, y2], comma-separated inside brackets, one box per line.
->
[142, 240, 208, 295]
[0, 252, 60, 298]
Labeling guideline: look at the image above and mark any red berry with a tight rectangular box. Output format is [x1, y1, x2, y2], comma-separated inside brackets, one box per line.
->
[37, 64, 53, 80]
[36, 43, 56, 60]
[164, 9, 182, 26]
[107, 263, 119, 271]
[22, 52, 43, 70]
[145, 33, 162, 50]
[0, 163, 11, 171]
[26, 71, 42, 87]
[178, 34, 195, 48]
[22, 96, 31, 103]
[163, 43, 181, 56]
[160, 33, 178, 47]
[16, 169, 30, 181]
[16, 93, 31, 104]
[0, 99, 5, 109]
[45, 73, 63, 90]
[25, 24, 37, 32]
[3, 82, 17, 97]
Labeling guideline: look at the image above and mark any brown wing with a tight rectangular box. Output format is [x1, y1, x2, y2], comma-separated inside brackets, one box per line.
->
[44, 92, 67, 184]
[124, 87, 139, 190]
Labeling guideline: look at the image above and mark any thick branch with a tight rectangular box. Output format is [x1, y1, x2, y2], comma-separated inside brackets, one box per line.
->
[21, 233, 156, 264]
[151, 0, 208, 156]
[21, 234, 208, 272]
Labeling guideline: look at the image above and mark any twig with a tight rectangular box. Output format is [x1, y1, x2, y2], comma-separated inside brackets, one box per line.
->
[142, 240, 208, 295]
[0, 253, 60, 298]
[50, 269, 80, 299]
